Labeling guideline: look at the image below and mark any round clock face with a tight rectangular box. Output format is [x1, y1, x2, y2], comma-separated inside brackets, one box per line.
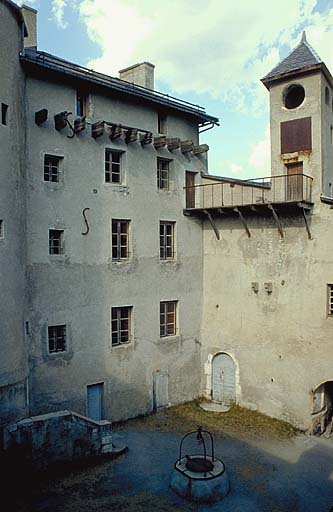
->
[283, 84, 305, 109]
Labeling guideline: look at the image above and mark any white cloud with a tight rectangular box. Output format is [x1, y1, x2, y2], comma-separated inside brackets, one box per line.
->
[51, 0, 68, 29]
[76, 0, 333, 116]
[248, 125, 271, 178]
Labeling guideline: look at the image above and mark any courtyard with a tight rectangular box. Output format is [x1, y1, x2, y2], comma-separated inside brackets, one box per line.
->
[5, 400, 333, 512]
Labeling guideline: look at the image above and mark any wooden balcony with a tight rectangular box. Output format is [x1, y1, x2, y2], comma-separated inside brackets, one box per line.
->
[184, 174, 314, 239]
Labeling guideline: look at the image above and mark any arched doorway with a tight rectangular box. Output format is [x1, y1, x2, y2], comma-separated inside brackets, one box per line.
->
[311, 381, 333, 436]
[212, 353, 236, 406]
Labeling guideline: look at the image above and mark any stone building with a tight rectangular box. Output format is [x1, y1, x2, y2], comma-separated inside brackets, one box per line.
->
[1, 0, 333, 436]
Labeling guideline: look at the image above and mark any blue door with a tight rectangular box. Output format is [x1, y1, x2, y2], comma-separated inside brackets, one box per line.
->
[87, 383, 103, 421]
[212, 354, 236, 405]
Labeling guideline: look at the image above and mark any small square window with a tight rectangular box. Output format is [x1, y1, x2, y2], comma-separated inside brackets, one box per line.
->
[111, 306, 132, 346]
[157, 158, 170, 189]
[158, 113, 167, 134]
[44, 155, 63, 182]
[48, 325, 66, 353]
[1, 103, 8, 126]
[112, 219, 130, 260]
[160, 221, 174, 259]
[105, 149, 122, 183]
[328, 284, 333, 316]
[160, 301, 177, 337]
[76, 90, 88, 117]
[49, 229, 64, 255]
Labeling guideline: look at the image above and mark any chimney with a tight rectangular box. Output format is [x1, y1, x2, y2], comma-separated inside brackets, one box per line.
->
[119, 62, 155, 90]
[21, 4, 37, 49]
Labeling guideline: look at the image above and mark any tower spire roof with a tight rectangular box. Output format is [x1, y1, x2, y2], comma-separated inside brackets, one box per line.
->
[262, 32, 322, 83]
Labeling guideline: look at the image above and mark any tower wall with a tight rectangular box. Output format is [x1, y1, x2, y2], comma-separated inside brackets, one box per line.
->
[0, 1, 28, 428]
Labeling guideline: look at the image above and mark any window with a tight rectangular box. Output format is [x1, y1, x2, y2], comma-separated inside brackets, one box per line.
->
[158, 113, 167, 134]
[44, 155, 62, 182]
[0, 220, 3, 239]
[283, 84, 305, 109]
[105, 149, 122, 183]
[1, 103, 8, 125]
[111, 307, 131, 346]
[48, 325, 66, 353]
[325, 86, 330, 106]
[157, 158, 170, 189]
[160, 301, 177, 337]
[112, 220, 130, 260]
[76, 90, 87, 117]
[160, 221, 174, 259]
[328, 285, 333, 316]
[49, 229, 64, 255]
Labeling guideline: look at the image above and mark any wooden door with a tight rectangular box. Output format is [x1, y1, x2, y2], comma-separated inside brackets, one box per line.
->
[212, 353, 236, 405]
[286, 162, 303, 201]
[87, 383, 103, 421]
[153, 370, 169, 411]
[185, 172, 196, 208]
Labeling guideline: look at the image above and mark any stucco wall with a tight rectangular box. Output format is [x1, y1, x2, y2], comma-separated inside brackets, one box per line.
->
[0, 1, 28, 427]
[25, 76, 205, 421]
[202, 69, 333, 430]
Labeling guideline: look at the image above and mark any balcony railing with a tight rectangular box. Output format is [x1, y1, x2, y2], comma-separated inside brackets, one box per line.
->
[184, 174, 313, 210]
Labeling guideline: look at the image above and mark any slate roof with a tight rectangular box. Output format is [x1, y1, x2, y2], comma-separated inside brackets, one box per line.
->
[262, 32, 322, 82]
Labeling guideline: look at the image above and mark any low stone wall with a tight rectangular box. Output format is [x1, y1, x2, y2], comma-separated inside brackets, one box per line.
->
[3, 410, 114, 470]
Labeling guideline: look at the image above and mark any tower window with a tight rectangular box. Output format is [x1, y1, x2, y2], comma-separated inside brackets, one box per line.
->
[76, 91, 87, 117]
[1, 103, 8, 125]
[158, 113, 167, 134]
[283, 84, 305, 109]
[325, 87, 330, 106]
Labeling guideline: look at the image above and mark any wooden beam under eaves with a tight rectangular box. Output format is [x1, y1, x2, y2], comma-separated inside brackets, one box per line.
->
[109, 125, 122, 140]
[35, 109, 48, 126]
[154, 135, 167, 149]
[125, 128, 138, 144]
[166, 137, 180, 151]
[180, 140, 194, 153]
[74, 117, 86, 134]
[140, 132, 153, 146]
[193, 143, 209, 155]
[91, 121, 104, 138]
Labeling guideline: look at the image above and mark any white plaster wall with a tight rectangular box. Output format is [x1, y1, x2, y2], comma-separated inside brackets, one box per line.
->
[25, 77, 204, 421]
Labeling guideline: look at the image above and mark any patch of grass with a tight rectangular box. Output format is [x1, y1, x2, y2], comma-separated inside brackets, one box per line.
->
[116, 399, 300, 440]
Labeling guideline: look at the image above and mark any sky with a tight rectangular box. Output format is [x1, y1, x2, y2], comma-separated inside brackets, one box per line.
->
[16, 0, 333, 179]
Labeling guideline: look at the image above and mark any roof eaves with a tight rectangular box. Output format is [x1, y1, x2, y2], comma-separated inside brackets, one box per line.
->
[20, 50, 219, 125]
[261, 62, 332, 90]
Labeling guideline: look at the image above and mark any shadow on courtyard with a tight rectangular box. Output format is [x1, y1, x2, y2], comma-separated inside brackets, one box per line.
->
[3, 426, 333, 512]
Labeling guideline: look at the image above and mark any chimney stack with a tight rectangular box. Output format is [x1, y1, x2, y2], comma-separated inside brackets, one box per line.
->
[119, 62, 155, 90]
[21, 4, 37, 49]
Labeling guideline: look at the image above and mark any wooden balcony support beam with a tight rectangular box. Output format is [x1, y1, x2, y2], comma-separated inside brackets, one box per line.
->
[234, 207, 251, 238]
[299, 204, 312, 240]
[203, 209, 220, 240]
[268, 204, 284, 239]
